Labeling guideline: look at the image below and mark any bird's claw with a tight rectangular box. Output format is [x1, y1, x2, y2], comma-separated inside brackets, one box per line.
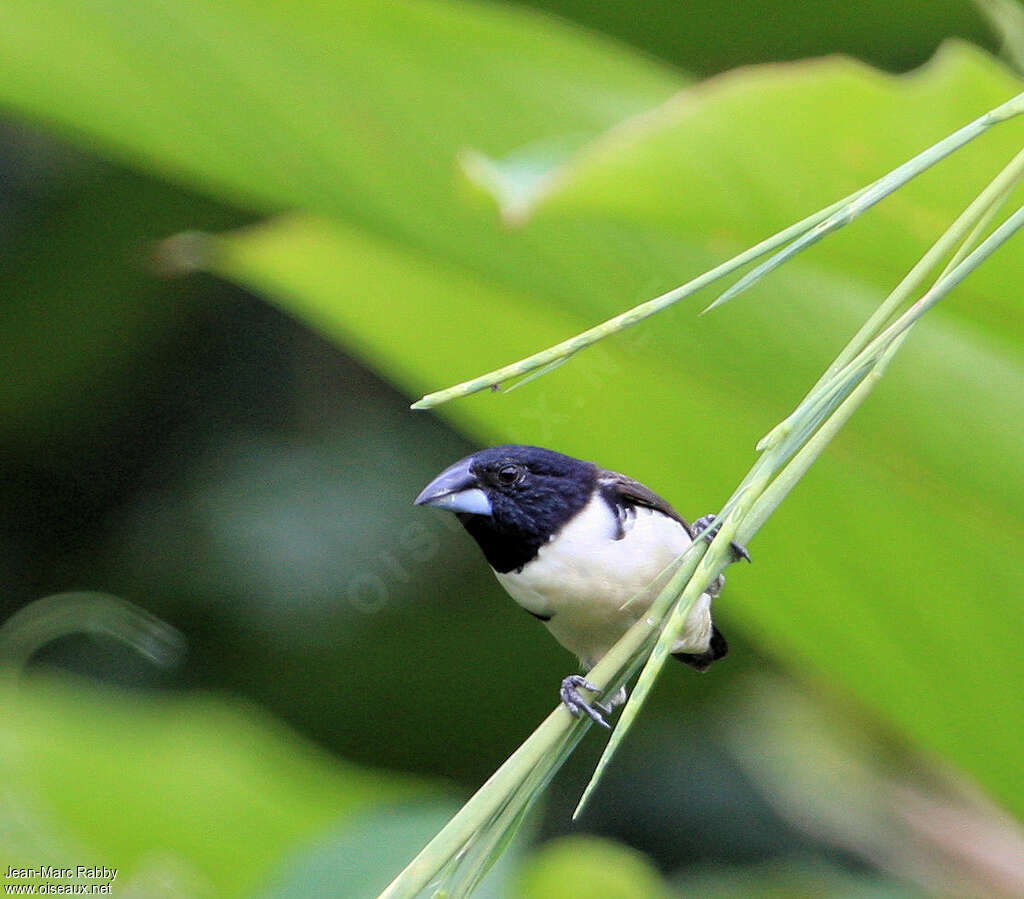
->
[560, 674, 610, 728]
[692, 513, 751, 563]
[728, 541, 752, 563]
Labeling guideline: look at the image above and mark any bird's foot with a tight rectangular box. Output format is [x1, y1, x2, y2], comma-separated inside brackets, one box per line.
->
[560, 675, 613, 728]
[692, 513, 752, 564]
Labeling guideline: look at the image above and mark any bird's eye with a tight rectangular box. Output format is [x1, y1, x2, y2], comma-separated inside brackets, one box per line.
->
[497, 464, 522, 486]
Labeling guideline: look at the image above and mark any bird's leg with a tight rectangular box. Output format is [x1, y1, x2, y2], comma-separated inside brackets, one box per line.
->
[560, 674, 617, 728]
[691, 513, 750, 597]
[692, 513, 752, 563]
[594, 685, 628, 716]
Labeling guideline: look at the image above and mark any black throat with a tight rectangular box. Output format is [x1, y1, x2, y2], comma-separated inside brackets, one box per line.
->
[458, 459, 596, 573]
[459, 513, 552, 573]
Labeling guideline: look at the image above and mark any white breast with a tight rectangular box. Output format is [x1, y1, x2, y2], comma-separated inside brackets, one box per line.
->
[494, 495, 712, 668]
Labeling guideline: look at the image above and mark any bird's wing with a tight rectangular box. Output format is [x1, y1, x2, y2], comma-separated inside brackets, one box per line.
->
[596, 468, 694, 537]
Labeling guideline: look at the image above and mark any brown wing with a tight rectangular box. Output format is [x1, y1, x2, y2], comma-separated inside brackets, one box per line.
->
[596, 468, 694, 537]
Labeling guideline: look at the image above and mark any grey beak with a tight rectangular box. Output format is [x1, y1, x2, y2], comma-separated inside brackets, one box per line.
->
[414, 457, 493, 516]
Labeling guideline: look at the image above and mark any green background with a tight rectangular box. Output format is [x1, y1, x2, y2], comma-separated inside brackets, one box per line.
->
[0, 0, 1020, 895]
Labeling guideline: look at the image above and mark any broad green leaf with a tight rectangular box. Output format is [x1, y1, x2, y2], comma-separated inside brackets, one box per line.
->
[0, 0, 683, 232]
[260, 799, 526, 898]
[516, 836, 670, 899]
[537, 43, 1024, 341]
[0, 676, 428, 896]
[259, 801, 459, 899]
[975, 0, 1024, 74]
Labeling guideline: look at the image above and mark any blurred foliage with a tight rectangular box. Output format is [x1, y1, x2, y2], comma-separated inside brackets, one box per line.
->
[0, 0, 683, 223]
[724, 677, 1024, 897]
[0, 0, 1021, 897]
[517, 0, 998, 76]
[516, 836, 669, 898]
[0, 675, 433, 896]
[0, 157, 249, 451]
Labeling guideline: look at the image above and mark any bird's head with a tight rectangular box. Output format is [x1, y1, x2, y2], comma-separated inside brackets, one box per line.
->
[415, 445, 596, 570]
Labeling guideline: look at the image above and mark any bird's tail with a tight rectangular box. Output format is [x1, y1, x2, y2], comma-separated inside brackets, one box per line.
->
[673, 625, 728, 672]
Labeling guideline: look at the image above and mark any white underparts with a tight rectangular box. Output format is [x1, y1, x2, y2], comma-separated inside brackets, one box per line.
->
[494, 495, 713, 669]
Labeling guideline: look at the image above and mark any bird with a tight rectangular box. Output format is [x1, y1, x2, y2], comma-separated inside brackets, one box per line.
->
[414, 444, 745, 727]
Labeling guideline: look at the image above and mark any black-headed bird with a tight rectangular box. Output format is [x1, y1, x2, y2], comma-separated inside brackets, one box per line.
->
[415, 445, 743, 726]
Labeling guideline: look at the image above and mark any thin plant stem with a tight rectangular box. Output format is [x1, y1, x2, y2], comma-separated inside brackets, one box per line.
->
[411, 91, 1024, 410]
[759, 148, 1024, 454]
[410, 191, 863, 409]
[702, 93, 1023, 311]
[817, 146, 1024, 389]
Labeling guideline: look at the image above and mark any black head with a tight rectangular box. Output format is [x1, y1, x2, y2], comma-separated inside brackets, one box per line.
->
[415, 445, 597, 572]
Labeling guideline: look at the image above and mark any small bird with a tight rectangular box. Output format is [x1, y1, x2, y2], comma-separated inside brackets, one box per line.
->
[415, 445, 743, 726]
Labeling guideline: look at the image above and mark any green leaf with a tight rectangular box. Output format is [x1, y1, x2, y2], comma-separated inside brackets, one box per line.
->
[516, 836, 671, 899]
[0, 0, 683, 229]
[259, 801, 463, 899]
[975, 0, 1024, 73]
[0, 676, 430, 896]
